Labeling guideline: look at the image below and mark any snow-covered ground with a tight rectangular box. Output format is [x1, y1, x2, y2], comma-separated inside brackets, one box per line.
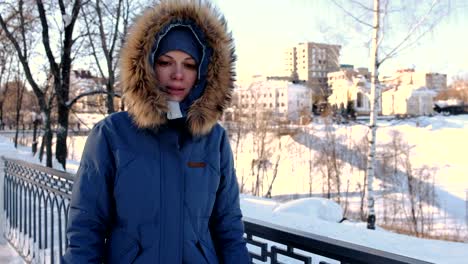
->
[240, 195, 468, 264]
[0, 114, 467, 263]
[231, 114, 468, 238]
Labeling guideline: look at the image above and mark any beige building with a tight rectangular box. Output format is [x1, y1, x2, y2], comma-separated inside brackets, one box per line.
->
[284, 42, 341, 99]
[232, 79, 312, 123]
[382, 85, 437, 116]
[381, 69, 447, 90]
[380, 69, 445, 116]
[327, 68, 379, 115]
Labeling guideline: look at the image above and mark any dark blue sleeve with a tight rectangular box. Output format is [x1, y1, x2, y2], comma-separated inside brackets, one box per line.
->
[209, 129, 250, 263]
[62, 122, 115, 263]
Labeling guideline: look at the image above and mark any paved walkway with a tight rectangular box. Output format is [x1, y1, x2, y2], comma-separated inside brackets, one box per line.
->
[0, 238, 24, 264]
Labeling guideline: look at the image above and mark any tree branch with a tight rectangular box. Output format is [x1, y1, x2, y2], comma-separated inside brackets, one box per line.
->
[82, 8, 106, 79]
[379, 0, 441, 64]
[0, 11, 45, 105]
[36, 0, 60, 76]
[330, 0, 374, 28]
[109, 0, 124, 56]
[67, 89, 121, 108]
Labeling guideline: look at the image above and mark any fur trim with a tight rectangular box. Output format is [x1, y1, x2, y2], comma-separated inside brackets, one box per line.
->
[120, 0, 236, 135]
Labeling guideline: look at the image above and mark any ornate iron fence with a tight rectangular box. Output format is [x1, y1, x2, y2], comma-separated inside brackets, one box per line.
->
[243, 217, 433, 264]
[2, 157, 434, 264]
[2, 157, 73, 263]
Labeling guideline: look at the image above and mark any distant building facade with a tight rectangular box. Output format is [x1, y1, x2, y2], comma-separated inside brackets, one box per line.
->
[381, 69, 447, 91]
[70, 70, 106, 113]
[380, 69, 443, 116]
[232, 79, 312, 123]
[284, 42, 341, 99]
[327, 67, 379, 115]
[382, 86, 436, 116]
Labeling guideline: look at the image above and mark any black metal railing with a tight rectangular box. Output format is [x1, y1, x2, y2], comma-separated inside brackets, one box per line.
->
[1, 157, 434, 264]
[2, 157, 74, 263]
[243, 217, 433, 264]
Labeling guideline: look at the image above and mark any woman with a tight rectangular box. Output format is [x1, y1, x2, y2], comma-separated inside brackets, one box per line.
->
[62, 1, 249, 263]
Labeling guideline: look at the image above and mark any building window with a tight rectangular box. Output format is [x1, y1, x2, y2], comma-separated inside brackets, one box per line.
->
[281, 103, 285, 107]
[357, 92, 364, 108]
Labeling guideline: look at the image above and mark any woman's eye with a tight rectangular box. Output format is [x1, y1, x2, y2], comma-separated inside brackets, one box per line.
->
[184, 63, 197, 70]
[156, 60, 171, 66]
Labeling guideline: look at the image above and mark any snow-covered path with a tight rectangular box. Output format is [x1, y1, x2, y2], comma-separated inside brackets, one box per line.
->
[0, 238, 24, 264]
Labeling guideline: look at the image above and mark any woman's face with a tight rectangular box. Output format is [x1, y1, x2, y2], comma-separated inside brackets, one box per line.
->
[155, 50, 198, 102]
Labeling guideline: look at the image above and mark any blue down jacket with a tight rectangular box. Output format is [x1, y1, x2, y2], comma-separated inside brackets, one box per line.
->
[62, 0, 249, 263]
[62, 112, 249, 264]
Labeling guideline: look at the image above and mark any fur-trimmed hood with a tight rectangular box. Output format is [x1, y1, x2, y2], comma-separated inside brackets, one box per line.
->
[120, 0, 236, 136]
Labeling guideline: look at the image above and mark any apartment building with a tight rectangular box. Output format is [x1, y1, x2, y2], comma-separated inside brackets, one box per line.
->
[284, 42, 341, 98]
[233, 79, 312, 123]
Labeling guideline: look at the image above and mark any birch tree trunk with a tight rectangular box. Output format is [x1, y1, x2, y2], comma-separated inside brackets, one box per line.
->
[366, 0, 380, 230]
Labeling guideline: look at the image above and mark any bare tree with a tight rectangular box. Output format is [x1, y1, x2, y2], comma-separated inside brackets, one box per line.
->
[312, 118, 345, 204]
[355, 136, 368, 221]
[251, 111, 273, 196]
[13, 74, 25, 148]
[0, 50, 14, 129]
[227, 105, 250, 193]
[400, 146, 437, 237]
[36, 0, 84, 169]
[436, 74, 468, 103]
[0, 0, 55, 166]
[80, 0, 129, 114]
[333, 0, 451, 229]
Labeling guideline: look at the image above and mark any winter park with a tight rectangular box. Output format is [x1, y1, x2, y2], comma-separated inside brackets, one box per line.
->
[1, 0, 468, 263]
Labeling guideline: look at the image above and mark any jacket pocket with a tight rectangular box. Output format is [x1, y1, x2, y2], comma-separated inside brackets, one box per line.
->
[197, 239, 219, 264]
[105, 228, 140, 264]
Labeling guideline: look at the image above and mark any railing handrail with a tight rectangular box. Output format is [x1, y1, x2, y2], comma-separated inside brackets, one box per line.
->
[1, 157, 74, 181]
[243, 216, 433, 264]
[2, 157, 435, 264]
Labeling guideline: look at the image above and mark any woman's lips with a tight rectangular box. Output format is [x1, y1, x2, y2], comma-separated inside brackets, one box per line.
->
[167, 86, 185, 96]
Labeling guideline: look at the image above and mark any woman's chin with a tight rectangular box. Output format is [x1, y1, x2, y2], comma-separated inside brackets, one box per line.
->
[168, 95, 184, 102]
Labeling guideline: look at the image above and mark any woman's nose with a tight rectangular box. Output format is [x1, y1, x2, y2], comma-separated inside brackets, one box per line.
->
[171, 65, 184, 80]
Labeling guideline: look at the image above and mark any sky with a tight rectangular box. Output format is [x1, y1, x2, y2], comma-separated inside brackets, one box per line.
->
[211, 0, 468, 85]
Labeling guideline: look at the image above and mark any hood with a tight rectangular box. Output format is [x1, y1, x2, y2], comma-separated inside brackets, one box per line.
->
[120, 0, 236, 136]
